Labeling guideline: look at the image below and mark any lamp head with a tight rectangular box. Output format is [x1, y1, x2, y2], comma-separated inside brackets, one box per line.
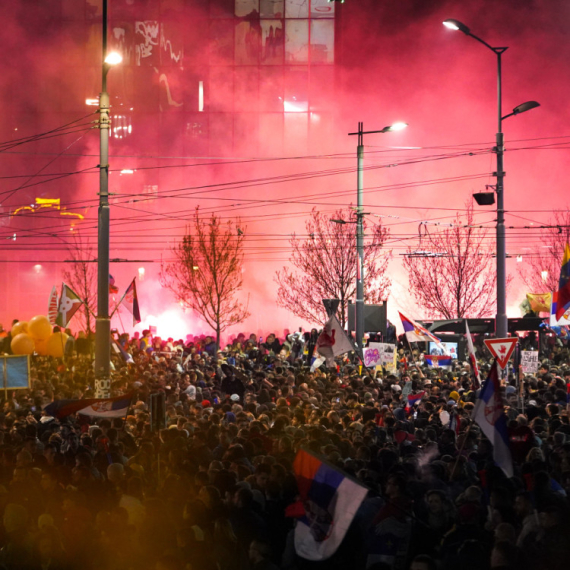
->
[381, 122, 408, 133]
[104, 52, 123, 65]
[443, 19, 470, 34]
[512, 101, 540, 115]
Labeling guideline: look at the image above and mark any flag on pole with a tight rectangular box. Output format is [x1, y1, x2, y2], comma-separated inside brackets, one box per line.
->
[465, 321, 481, 389]
[56, 283, 83, 328]
[398, 311, 441, 344]
[526, 292, 552, 313]
[47, 286, 59, 326]
[316, 314, 353, 367]
[472, 362, 513, 478]
[449, 408, 460, 437]
[555, 243, 570, 321]
[285, 448, 368, 561]
[119, 278, 141, 326]
[109, 274, 119, 294]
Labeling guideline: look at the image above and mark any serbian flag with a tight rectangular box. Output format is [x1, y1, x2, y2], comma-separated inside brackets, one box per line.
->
[425, 354, 452, 368]
[472, 362, 513, 478]
[43, 393, 132, 419]
[405, 391, 425, 413]
[465, 321, 481, 389]
[119, 278, 141, 326]
[566, 383, 570, 405]
[555, 243, 570, 321]
[286, 448, 368, 561]
[398, 311, 441, 344]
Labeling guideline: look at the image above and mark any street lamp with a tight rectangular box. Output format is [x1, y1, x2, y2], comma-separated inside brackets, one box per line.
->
[95, 0, 122, 396]
[347, 121, 408, 355]
[443, 19, 539, 339]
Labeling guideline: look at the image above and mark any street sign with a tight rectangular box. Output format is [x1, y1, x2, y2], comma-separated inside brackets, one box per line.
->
[484, 338, 518, 369]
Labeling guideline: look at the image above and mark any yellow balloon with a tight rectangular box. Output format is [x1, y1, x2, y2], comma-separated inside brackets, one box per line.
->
[34, 338, 48, 356]
[46, 332, 69, 358]
[11, 321, 28, 337]
[11, 333, 34, 355]
[28, 315, 52, 341]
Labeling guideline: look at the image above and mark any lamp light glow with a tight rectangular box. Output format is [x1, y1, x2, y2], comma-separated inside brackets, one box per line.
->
[443, 19, 470, 34]
[104, 52, 122, 65]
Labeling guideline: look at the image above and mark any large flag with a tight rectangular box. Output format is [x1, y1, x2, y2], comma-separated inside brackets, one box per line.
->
[465, 321, 481, 389]
[56, 283, 83, 328]
[556, 243, 570, 320]
[47, 286, 59, 326]
[398, 311, 441, 344]
[316, 314, 353, 366]
[119, 278, 141, 326]
[286, 448, 368, 561]
[43, 393, 132, 419]
[526, 292, 552, 313]
[472, 362, 513, 478]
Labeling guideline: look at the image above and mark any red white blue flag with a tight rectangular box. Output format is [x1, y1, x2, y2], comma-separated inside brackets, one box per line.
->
[43, 393, 132, 419]
[119, 278, 141, 326]
[465, 321, 481, 389]
[398, 311, 441, 344]
[472, 362, 513, 478]
[286, 449, 368, 561]
[405, 390, 425, 413]
[424, 354, 452, 368]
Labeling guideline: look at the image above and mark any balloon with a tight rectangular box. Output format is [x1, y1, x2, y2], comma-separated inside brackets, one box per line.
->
[11, 333, 34, 355]
[28, 315, 52, 341]
[46, 332, 69, 358]
[11, 321, 28, 337]
[34, 338, 48, 356]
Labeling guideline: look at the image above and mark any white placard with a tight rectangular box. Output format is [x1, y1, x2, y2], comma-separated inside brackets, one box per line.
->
[521, 351, 539, 375]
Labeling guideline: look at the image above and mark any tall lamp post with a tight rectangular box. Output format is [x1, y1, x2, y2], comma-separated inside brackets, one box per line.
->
[345, 121, 407, 355]
[95, 0, 121, 396]
[443, 19, 539, 339]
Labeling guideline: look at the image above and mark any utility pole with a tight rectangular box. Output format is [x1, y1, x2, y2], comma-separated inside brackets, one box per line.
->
[348, 121, 407, 355]
[95, 0, 121, 397]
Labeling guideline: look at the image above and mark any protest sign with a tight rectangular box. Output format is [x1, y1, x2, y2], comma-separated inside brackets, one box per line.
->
[363, 343, 396, 368]
[520, 351, 539, 375]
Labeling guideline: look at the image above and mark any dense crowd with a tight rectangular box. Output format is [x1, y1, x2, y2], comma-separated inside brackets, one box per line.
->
[0, 323, 569, 570]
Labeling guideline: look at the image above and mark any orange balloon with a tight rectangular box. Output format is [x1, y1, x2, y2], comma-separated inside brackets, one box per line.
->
[11, 333, 34, 355]
[46, 332, 69, 358]
[28, 315, 52, 341]
[11, 321, 28, 337]
[34, 338, 48, 356]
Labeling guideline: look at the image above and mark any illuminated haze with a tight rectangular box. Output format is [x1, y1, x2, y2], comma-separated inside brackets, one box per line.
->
[0, 0, 568, 340]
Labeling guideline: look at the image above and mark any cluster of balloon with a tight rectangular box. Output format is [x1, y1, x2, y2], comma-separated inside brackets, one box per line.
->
[11, 316, 68, 358]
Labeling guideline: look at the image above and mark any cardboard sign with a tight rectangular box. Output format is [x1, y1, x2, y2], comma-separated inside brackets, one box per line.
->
[520, 351, 539, 375]
[484, 338, 518, 369]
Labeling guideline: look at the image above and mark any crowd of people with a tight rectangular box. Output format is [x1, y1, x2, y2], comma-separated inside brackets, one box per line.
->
[0, 322, 569, 570]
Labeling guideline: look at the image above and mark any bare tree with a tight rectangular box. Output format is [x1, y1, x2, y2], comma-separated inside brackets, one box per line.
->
[403, 203, 497, 319]
[275, 207, 391, 327]
[518, 208, 570, 293]
[160, 207, 249, 350]
[62, 232, 97, 332]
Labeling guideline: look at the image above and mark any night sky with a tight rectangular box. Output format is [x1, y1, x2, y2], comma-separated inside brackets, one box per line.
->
[0, 0, 568, 339]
